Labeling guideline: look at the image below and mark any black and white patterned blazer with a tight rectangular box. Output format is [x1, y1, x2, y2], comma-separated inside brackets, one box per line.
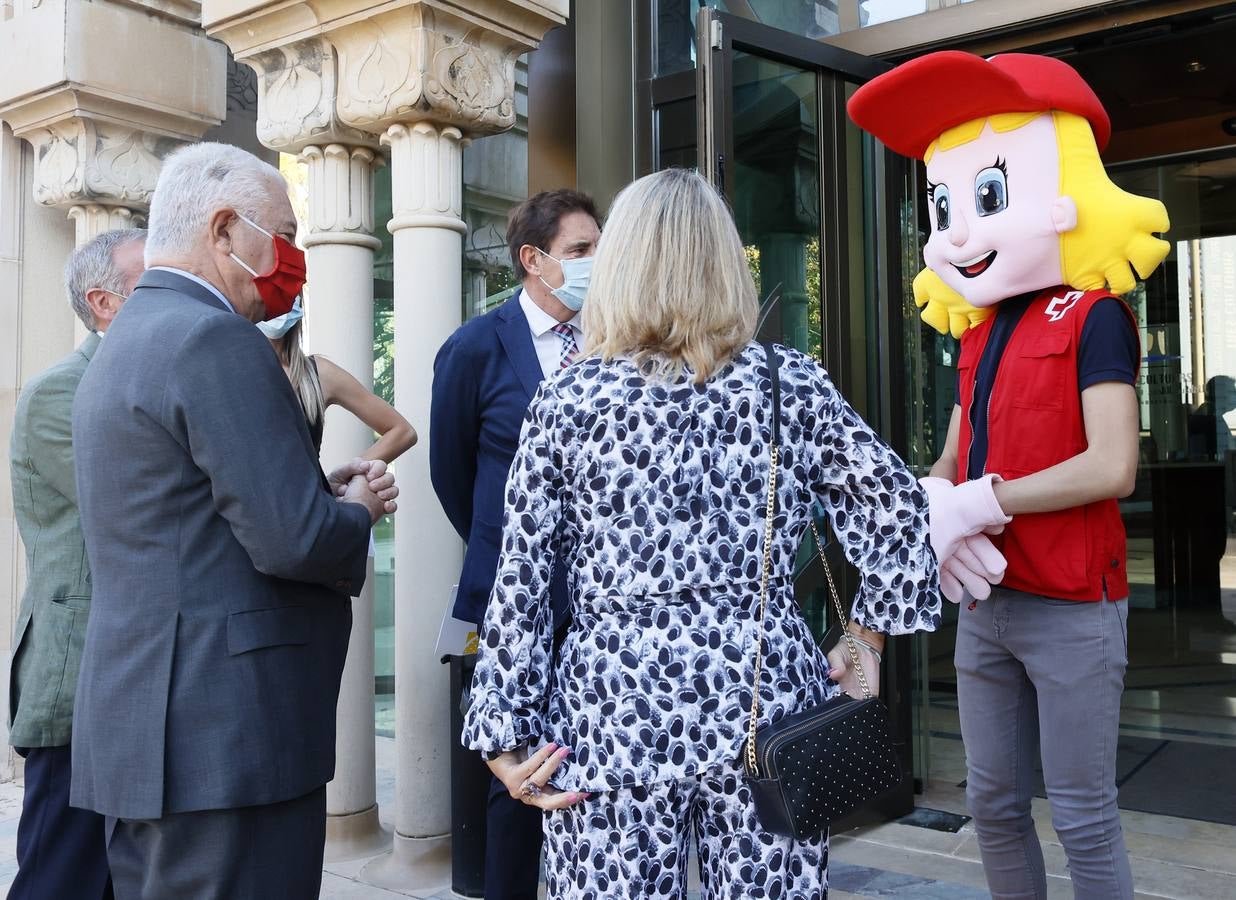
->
[462, 343, 940, 792]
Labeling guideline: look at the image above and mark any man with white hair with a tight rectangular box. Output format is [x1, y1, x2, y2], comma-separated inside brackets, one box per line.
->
[8, 227, 144, 900]
[70, 142, 396, 897]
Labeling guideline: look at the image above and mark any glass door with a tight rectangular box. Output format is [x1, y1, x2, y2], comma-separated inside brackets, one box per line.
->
[695, 8, 918, 823]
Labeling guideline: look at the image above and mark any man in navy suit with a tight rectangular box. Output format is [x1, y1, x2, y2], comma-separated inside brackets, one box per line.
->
[430, 189, 599, 899]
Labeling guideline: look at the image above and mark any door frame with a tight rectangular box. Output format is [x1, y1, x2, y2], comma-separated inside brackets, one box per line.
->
[694, 8, 920, 825]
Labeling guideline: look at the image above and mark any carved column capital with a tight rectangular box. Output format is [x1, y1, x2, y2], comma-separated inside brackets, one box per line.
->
[381, 122, 467, 235]
[24, 118, 185, 215]
[330, 5, 522, 138]
[205, 0, 566, 152]
[246, 37, 381, 154]
[67, 204, 145, 246]
[301, 143, 383, 248]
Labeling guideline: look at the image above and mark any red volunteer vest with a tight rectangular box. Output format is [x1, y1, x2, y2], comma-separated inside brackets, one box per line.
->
[956, 287, 1137, 602]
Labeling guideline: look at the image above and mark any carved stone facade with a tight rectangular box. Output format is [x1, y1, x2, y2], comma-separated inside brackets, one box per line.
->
[0, 0, 226, 239]
[331, 7, 520, 135]
[247, 37, 377, 153]
[25, 120, 183, 212]
[207, 1, 566, 150]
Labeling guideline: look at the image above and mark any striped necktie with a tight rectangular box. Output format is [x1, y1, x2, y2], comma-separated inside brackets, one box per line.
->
[551, 323, 578, 369]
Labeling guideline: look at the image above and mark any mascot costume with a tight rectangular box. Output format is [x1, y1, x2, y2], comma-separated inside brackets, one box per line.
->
[850, 52, 1169, 900]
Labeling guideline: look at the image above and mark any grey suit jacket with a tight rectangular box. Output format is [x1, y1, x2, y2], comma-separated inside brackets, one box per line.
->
[8, 333, 100, 748]
[70, 269, 371, 820]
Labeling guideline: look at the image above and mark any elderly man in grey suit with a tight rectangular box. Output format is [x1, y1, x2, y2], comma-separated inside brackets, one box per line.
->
[8, 227, 145, 900]
[70, 142, 397, 899]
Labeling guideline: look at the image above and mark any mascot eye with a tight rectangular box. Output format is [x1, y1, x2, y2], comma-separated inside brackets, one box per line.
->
[975, 166, 1008, 217]
[933, 185, 951, 231]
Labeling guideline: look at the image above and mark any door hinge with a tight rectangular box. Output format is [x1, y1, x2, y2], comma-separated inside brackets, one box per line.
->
[710, 18, 723, 50]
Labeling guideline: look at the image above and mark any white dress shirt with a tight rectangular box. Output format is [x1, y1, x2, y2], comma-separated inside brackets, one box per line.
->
[149, 266, 237, 314]
[519, 290, 581, 378]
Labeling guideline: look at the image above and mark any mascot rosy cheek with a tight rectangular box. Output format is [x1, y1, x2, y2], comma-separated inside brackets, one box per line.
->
[848, 51, 1170, 339]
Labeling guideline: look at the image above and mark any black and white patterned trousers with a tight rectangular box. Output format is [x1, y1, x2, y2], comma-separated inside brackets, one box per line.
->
[543, 760, 829, 899]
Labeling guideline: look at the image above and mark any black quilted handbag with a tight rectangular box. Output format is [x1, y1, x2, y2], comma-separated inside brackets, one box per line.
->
[743, 344, 904, 840]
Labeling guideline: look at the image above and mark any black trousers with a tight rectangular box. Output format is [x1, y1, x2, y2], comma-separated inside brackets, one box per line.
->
[11, 746, 114, 900]
[486, 772, 544, 900]
[457, 655, 545, 900]
[105, 786, 326, 900]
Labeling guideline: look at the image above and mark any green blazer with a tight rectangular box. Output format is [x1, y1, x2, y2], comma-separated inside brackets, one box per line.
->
[8, 333, 99, 748]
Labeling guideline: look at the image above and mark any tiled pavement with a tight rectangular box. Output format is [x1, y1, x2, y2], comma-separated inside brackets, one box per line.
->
[2, 738, 1234, 898]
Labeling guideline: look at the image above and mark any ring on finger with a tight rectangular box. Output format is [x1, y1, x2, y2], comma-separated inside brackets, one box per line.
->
[520, 780, 543, 800]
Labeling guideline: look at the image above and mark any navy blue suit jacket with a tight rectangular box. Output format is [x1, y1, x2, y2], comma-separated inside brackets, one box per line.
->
[430, 292, 569, 627]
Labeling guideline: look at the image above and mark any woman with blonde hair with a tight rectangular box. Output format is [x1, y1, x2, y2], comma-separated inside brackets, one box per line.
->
[462, 168, 1001, 898]
[259, 300, 417, 463]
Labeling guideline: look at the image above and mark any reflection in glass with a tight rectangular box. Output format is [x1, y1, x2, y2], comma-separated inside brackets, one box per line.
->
[1108, 159, 1236, 822]
[656, 99, 697, 172]
[655, 1, 844, 77]
[729, 51, 821, 359]
[726, 49, 831, 639]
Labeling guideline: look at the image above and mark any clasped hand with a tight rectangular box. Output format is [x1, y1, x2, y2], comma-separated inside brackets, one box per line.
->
[919, 474, 1010, 604]
[328, 458, 399, 524]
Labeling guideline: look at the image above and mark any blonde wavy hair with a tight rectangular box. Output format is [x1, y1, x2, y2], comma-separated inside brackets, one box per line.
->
[916, 110, 1170, 337]
[272, 319, 325, 430]
[583, 168, 757, 384]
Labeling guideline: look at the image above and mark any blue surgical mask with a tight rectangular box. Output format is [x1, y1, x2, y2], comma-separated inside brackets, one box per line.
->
[256, 297, 303, 340]
[536, 248, 593, 312]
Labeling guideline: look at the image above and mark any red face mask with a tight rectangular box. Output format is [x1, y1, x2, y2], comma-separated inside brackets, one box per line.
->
[230, 214, 307, 320]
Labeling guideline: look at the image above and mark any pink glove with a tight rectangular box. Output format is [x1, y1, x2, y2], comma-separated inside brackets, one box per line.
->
[918, 474, 1011, 564]
[939, 532, 1007, 605]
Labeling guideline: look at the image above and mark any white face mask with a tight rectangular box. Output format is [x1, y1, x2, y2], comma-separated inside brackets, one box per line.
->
[255, 298, 304, 340]
[535, 248, 594, 312]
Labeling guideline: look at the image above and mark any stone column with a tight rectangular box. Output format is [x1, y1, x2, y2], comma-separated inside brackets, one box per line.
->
[301, 143, 390, 861]
[362, 120, 467, 890]
[20, 120, 179, 348]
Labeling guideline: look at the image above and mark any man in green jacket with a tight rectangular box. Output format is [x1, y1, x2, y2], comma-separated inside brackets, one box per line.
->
[8, 227, 145, 900]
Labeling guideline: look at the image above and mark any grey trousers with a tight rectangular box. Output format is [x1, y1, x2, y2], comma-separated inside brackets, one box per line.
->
[105, 786, 326, 900]
[955, 587, 1133, 900]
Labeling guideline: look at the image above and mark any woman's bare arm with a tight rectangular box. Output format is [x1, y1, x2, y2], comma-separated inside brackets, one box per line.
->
[315, 356, 418, 464]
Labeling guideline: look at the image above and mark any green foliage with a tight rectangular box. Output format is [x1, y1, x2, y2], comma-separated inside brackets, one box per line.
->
[374, 296, 394, 406]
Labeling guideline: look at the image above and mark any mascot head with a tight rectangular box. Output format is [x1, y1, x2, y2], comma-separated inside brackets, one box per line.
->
[848, 52, 1170, 338]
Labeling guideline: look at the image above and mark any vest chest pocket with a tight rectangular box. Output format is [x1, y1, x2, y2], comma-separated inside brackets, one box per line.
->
[1011, 330, 1074, 411]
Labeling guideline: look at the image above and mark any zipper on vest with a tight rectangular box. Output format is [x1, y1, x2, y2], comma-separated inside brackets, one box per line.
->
[966, 372, 999, 478]
[981, 388, 994, 477]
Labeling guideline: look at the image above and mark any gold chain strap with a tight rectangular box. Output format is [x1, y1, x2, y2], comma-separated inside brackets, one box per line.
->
[809, 520, 873, 701]
[744, 474, 874, 777]
[745, 441, 779, 776]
